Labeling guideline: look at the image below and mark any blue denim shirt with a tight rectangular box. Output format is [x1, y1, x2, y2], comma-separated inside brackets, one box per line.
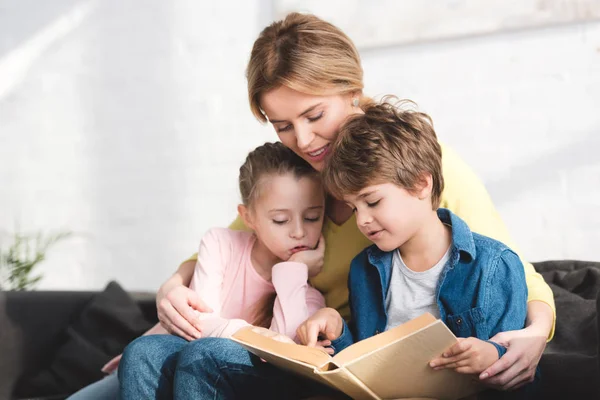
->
[331, 208, 528, 358]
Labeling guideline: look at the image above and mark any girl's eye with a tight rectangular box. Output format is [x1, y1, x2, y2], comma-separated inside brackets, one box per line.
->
[272, 220, 287, 225]
[367, 200, 380, 208]
[305, 216, 321, 222]
[307, 112, 323, 122]
[276, 124, 292, 133]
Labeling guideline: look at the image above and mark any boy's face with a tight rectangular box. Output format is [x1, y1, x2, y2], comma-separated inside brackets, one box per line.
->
[344, 182, 432, 252]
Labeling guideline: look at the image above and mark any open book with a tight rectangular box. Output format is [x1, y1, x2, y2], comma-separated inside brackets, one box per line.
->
[231, 313, 482, 400]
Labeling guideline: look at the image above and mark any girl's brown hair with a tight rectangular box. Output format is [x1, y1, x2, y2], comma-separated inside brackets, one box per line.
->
[239, 141, 321, 327]
[247, 12, 368, 122]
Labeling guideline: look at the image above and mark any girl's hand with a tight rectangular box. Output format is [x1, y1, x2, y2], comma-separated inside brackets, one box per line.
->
[249, 326, 295, 344]
[478, 327, 547, 390]
[156, 284, 213, 341]
[289, 234, 325, 277]
[101, 354, 122, 374]
[429, 337, 499, 375]
[296, 307, 343, 349]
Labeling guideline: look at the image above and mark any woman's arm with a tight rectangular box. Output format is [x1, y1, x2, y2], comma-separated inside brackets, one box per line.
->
[155, 216, 251, 340]
[479, 301, 553, 389]
[440, 144, 556, 338]
[156, 259, 211, 341]
[440, 144, 555, 389]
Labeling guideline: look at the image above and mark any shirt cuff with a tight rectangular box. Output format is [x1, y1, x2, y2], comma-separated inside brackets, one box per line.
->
[485, 340, 507, 358]
[330, 320, 354, 355]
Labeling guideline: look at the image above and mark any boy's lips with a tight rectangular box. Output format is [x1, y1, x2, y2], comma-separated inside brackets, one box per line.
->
[367, 229, 384, 240]
[290, 245, 310, 254]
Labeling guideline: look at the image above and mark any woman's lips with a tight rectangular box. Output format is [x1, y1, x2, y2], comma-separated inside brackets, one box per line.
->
[305, 144, 330, 163]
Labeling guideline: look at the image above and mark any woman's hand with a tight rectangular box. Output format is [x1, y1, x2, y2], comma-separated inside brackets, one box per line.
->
[101, 354, 121, 374]
[156, 268, 213, 341]
[477, 327, 547, 390]
[478, 301, 553, 390]
[289, 234, 326, 278]
[429, 337, 498, 375]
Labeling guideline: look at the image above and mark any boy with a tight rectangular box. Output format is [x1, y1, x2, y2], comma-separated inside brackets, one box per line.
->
[297, 100, 536, 397]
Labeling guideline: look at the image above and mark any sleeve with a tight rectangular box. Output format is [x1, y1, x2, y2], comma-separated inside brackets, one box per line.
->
[189, 228, 251, 338]
[180, 216, 250, 265]
[269, 262, 326, 342]
[486, 250, 529, 339]
[441, 144, 556, 339]
[330, 320, 355, 354]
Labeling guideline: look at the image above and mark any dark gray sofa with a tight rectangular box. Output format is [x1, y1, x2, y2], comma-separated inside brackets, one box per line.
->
[1, 260, 599, 400]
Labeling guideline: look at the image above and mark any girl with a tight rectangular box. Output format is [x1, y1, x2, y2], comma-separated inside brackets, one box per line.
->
[118, 142, 329, 398]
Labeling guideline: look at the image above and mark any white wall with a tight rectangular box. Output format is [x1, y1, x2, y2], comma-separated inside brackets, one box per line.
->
[1, 1, 598, 291]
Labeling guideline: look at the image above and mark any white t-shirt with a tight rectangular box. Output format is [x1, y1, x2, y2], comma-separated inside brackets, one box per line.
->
[385, 246, 451, 330]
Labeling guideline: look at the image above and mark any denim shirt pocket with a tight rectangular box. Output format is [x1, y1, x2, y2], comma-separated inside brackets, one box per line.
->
[446, 307, 485, 338]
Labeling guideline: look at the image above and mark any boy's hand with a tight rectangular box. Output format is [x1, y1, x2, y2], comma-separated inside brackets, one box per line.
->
[296, 307, 343, 351]
[289, 234, 325, 278]
[249, 326, 295, 344]
[429, 337, 499, 375]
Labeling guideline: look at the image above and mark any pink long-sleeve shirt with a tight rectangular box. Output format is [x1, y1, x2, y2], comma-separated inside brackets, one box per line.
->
[189, 228, 325, 342]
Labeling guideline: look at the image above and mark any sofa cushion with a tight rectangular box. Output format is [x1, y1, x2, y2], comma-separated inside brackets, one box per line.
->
[15, 281, 153, 398]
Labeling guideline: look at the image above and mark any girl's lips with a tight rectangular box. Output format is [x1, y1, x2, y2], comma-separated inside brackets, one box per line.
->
[304, 144, 330, 163]
[290, 246, 310, 254]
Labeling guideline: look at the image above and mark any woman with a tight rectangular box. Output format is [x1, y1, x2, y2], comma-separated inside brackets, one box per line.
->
[73, 12, 555, 399]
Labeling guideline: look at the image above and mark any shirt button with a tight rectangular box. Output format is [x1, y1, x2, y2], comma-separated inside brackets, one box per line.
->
[374, 330, 380, 335]
[456, 318, 463, 325]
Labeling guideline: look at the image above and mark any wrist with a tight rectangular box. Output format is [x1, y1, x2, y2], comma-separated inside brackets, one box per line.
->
[525, 301, 554, 338]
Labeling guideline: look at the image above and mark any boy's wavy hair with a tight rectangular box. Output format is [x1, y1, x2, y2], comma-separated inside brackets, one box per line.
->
[323, 98, 444, 209]
[239, 141, 321, 328]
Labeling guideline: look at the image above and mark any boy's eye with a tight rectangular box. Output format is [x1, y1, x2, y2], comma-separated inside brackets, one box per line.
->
[307, 112, 323, 122]
[272, 220, 287, 225]
[366, 200, 380, 208]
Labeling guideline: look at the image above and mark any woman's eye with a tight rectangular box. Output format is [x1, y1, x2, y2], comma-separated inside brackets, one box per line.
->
[276, 124, 292, 133]
[307, 112, 323, 122]
[272, 220, 287, 225]
[367, 200, 380, 208]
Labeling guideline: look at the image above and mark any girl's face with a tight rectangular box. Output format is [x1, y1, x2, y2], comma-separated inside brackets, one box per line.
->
[260, 86, 361, 172]
[242, 173, 325, 262]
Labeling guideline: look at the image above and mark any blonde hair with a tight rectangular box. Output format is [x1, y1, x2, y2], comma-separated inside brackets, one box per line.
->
[323, 99, 444, 209]
[238, 141, 321, 327]
[247, 12, 367, 122]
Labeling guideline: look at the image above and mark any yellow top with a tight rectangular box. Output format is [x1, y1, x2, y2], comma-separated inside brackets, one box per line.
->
[185, 144, 556, 339]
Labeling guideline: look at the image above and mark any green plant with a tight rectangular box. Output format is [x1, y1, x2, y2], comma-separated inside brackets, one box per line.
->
[0, 231, 71, 291]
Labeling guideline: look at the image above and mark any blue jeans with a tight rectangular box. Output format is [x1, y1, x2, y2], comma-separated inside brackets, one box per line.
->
[119, 334, 342, 400]
[66, 372, 119, 400]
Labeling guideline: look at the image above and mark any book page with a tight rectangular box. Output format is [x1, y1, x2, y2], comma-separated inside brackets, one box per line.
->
[343, 321, 480, 400]
[332, 313, 437, 366]
[232, 327, 332, 368]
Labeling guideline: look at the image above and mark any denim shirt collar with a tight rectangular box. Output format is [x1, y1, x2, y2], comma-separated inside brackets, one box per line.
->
[366, 208, 477, 275]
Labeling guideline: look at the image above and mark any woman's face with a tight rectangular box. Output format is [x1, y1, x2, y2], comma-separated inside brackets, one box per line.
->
[260, 86, 361, 172]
